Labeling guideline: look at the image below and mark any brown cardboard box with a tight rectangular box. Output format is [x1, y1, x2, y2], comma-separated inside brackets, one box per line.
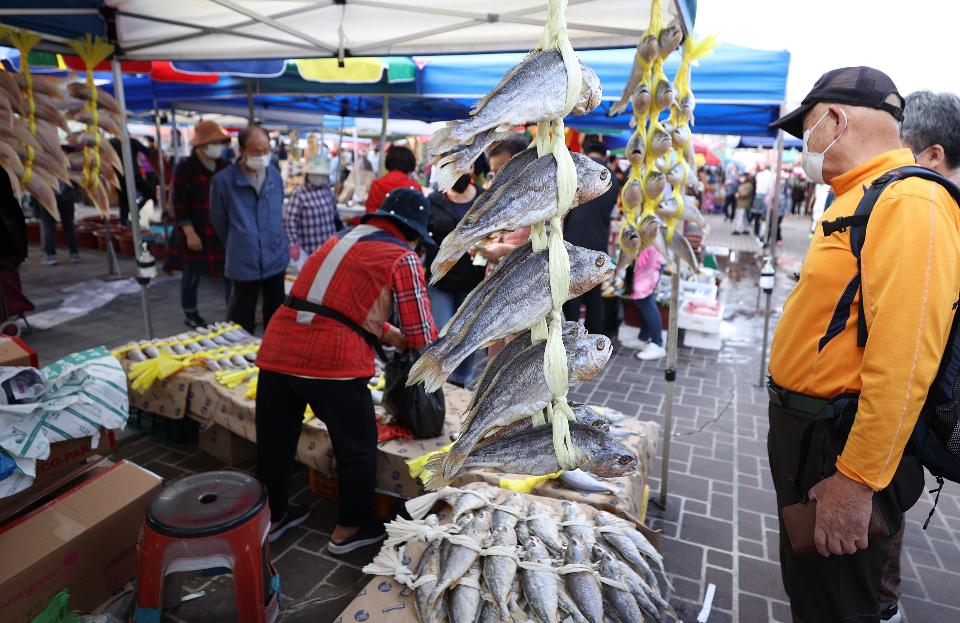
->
[198, 423, 257, 465]
[0, 460, 162, 622]
[0, 336, 37, 367]
[0, 430, 116, 523]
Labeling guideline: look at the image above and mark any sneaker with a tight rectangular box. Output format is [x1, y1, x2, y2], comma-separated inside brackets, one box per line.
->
[41, 255, 58, 266]
[184, 311, 208, 329]
[327, 523, 387, 555]
[635, 344, 667, 361]
[879, 603, 902, 623]
[69, 252, 81, 264]
[267, 504, 310, 543]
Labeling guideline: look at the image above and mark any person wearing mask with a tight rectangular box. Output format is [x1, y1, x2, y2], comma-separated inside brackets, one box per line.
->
[732, 173, 754, 235]
[475, 137, 531, 263]
[364, 146, 421, 213]
[628, 245, 665, 360]
[174, 120, 230, 328]
[285, 155, 341, 262]
[562, 141, 620, 333]
[255, 188, 437, 550]
[210, 124, 289, 334]
[425, 174, 485, 387]
[766, 67, 960, 623]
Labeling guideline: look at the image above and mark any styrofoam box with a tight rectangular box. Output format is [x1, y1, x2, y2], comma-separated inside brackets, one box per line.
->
[678, 303, 724, 334]
[683, 328, 722, 350]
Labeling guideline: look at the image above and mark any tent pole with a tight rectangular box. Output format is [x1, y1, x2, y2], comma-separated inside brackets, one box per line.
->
[769, 130, 785, 263]
[246, 78, 254, 123]
[657, 268, 681, 507]
[112, 57, 154, 339]
[152, 99, 167, 223]
[352, 122, 360, 205]
[379, 95, 389, 175]
[336, 107, 345, 194]
[758, 129, 785, 386]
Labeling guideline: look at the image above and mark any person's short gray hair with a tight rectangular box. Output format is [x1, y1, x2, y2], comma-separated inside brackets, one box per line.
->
[901, 90, 960, 169]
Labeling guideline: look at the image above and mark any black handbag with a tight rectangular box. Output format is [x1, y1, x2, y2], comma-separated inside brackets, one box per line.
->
[382, 350, 446, 439]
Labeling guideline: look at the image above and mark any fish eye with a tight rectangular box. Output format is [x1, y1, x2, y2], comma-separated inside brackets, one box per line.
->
[594, 256, 605, 268]
[600, 169, 609, 180]
[596, 338, 606, 350]
[618, 455, 634, 465]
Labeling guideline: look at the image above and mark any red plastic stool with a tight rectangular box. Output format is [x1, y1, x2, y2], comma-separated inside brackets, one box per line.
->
[134, 471, 280, 623]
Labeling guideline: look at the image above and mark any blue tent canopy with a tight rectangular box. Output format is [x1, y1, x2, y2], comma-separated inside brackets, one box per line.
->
[417, 43, 789, 137]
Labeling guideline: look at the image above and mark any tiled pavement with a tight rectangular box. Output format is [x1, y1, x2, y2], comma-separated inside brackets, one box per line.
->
[14, 212, 960, 622]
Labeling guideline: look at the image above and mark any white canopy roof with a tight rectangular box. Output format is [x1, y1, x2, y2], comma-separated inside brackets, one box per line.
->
[111, 0, 687, 60]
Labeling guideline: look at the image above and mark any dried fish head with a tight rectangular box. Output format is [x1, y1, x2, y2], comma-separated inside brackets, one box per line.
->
[644, 170, 667, 197]
[630, 81, 652, 117]
[659, 24, 684, 58]
[567, 246, 614, 298]
[574, 152, 613, 204]
[654, 79, 675, 110]
[621, 179, 643, 212]
[638, 34, 659, 64]
[568, 334, 613, 383]
[571, 63, 603, 115]
[666, 161, 687, 186]
[626, 131, 645, 166]
[638, 214, 661, 246]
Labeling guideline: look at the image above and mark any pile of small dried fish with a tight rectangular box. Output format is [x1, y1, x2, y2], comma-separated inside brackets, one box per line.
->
[114, 323, 258, 372]
[365, 487, 676, 623]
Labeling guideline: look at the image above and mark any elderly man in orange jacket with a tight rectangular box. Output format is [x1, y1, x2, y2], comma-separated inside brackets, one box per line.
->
[766, 67, 960, 622]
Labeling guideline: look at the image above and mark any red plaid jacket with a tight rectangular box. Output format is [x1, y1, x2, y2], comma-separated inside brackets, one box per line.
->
[257, 218, 437, 379]
[172, 152, 227, 277]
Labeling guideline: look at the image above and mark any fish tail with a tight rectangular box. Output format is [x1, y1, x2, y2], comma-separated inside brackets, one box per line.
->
[430, 235, 473, 283]
[427, 121, 461, 157]
[406, 343, 449, 392]
[423, 454, 451, 491]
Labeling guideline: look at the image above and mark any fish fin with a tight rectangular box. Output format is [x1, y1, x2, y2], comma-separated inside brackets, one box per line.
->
[607, 101, 627, 117]
[434, 152, 468, 193]
[429, 253, 459, 285]
[406, 344, 448, 393]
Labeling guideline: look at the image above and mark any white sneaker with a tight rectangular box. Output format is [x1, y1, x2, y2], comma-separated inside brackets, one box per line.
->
[635, 344, 666, 361]
[620, 337, 649, 350]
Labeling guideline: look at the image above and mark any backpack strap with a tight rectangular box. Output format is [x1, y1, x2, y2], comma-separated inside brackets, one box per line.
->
[822, 166, 960, 347]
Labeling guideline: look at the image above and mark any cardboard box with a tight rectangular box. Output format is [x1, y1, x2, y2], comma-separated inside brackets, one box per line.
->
[684, 328, 722, 350]
[0, 430, 116, 523]
[198, 423, 257, 465]
[0, 336, 37, 368]
[0, 460, 162, 622]
[677, 302, 724, 334]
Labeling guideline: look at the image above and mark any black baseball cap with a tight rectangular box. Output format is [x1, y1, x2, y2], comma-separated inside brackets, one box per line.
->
[362, 187, 436, 247]
[770, 66, 905, 139]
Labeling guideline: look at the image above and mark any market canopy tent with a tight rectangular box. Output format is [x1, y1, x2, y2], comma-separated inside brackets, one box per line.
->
[0, 0, 694, 59]
[418, 43, 790, 136]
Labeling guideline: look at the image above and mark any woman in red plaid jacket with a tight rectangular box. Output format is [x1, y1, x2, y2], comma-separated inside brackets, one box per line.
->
[256, 188, 437, 554]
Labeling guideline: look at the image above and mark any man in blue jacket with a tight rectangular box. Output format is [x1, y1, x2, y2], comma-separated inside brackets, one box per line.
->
[211, 125, 289, 334]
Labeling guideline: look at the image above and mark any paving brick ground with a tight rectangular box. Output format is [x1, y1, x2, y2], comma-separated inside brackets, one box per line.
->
[13, 212, 960, 622]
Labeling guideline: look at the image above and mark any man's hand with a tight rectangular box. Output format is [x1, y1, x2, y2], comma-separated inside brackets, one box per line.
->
[184, 226, 202, 252]
[382, 324, 408, 350]
[808, 471, 874, 557]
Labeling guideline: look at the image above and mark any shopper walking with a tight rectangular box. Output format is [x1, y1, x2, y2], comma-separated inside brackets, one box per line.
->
[364, 145, 421, 213]
[255, 188, 437, 551]
[173, 120, 230, 328]
[732, 173, 754, 234]
[425, 174, 485, 387]
[285, 154, 341, 262]
[210, 124, 289, 334]
[34, 182, 79, 266]
[563, 141, 620, 333]
[767, 67, 960, 623]
[722, 165, 740, 222]
[630, 245, 665, 361]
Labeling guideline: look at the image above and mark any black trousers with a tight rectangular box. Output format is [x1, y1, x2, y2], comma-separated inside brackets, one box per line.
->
[723, 193, 737, 221]
[227, 271, 285, 334]
[255, 370, 377, 527]
[767, 399, 924, 623]
[563, 283, 604, 334]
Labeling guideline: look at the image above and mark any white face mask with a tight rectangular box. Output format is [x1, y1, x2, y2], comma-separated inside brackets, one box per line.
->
[202, 144, 223, 159]
[307, 174, 329, 186]
[245, 153, 272, 171]
[801, 109, 846, 184]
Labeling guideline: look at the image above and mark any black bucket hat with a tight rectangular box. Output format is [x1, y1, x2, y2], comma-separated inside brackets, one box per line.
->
[771, 66, 905, 139]
[362, 187, 436, 247]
